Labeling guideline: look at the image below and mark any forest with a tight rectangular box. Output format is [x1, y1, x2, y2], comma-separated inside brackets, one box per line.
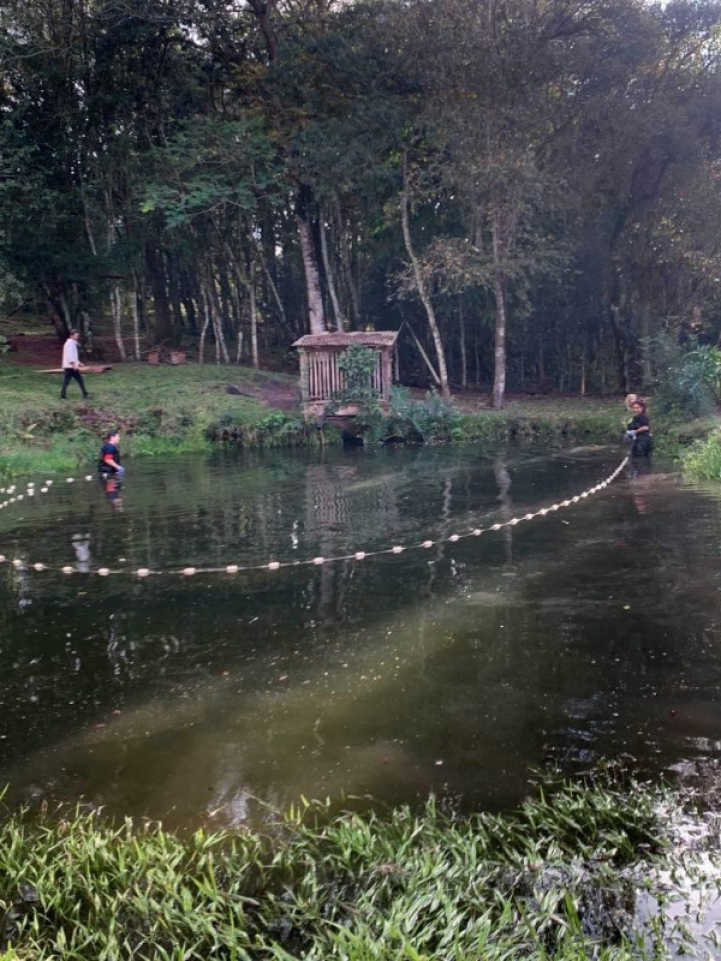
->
[2, 0, 721, 407]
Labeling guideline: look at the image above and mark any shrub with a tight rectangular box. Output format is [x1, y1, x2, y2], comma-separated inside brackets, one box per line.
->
[337, 344, 379, 398]
[327, 345, 384, 429]
[209, 410, 312, 447]
[386, 386, 460, 443]
[681, 431, 721, 479]
[652, 335, 721, 419]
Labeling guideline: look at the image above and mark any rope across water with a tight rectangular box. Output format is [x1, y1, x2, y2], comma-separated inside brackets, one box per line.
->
[0, 455, 630, 579]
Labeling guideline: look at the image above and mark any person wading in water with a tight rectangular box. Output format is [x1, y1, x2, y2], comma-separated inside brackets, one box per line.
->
[626, 398, 652, 457]
[99, 430, 124, 477]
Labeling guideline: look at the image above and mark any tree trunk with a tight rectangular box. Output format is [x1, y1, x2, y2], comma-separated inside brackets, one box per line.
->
[400, 160, 450, 400]
[247, 0, 279, 61]
[80, 310, 94, 358]
[459, 299, 467, 390]
[167, 251, 184, 348]
[407, 322, 441, 386]
[608, 302, 628, 393]
[57, 290, 72, 331]
[255, 239, 287, 329]
[320, 213, 345, 331]
[210, 283, 230, 364]
[236, 325, 244, 364]
[639, 299, 652, 388]
[145, 241, 174, 344]
[334, 201, 360, 327]
[111, 283, 126, 360]
[199, 283, 211, 364]
[250, 259, 259, 369]
[297, 187, 326, 335]
[131, 273, 141, 360]
[491, 209, 508, 409]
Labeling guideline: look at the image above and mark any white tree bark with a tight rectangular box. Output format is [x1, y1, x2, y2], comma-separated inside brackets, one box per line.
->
[199, 284, 211, 365]
[297, 212, 326, 335]
[320, 213, 345, 331]
[250, 259, 259, 369]
[131, 273, 141, 360]
[111, 283, 126, 360]
[401, 160, 451, 399]
[491, 207, 510, 410]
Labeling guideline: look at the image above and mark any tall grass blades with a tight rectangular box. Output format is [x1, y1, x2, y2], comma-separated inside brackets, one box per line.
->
[681, 431, 721, 479]
[0, 771, 712, 960]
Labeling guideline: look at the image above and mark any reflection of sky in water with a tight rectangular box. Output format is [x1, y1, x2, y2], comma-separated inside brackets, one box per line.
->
[0, 446, 720, 830]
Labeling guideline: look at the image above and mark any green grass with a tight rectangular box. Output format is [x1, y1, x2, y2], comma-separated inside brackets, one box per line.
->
[448, 395, 630, 446]
[3, 358, 718, 479]
[680, 429, 721, 479]
[0, 769, 701, 960]
[0, 362, 322, 478]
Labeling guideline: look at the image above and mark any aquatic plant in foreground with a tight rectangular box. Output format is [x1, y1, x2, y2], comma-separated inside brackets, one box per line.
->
[2, 770, 719, 959]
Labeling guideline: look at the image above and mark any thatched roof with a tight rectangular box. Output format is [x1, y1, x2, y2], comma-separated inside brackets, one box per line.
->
[292, 331, 399, 349]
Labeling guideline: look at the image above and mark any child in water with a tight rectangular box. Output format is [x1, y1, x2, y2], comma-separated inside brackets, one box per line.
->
[99, 430, 125, 476]
[625, 398, 652, 456]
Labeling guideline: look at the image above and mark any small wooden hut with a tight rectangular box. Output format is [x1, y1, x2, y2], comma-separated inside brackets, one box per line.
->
[293, 331, 399, 419]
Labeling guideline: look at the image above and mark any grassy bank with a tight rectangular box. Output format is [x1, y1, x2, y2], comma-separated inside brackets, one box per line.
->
[1, 769, 714, 960]
[678, 428, 721, 479]
[0, 363, 323, 478]
[452, 396, 625, 445]
[0, 361, 637, 478]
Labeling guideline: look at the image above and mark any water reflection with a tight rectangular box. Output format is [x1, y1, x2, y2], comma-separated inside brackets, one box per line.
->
[72, 533, 91, 572]
[100, 475, 124, 512]
[0, 446, 720, 829]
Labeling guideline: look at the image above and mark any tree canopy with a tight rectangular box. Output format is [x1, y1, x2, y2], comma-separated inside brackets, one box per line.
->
[2, 0, 721, 403]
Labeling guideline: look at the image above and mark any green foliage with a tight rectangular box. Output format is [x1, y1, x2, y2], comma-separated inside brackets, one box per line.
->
[450, 405, 622, 446]
[330, 344, 382, 414]
[385, 386, 460, 443]
[126, 434, 213, 458]
[211, 409, 315, 448]
[256, 410, 301, 435]
[0, 360, 632, 478]
[1, 0, 721, 396]
[338, 344, 379, 395]
[0, 363, 318, 478]
[141, 118, 285, 228]
[451, 411, 514, 444]
[0, 772, 687, 960]
[652, 335, 721, 419]
[681, 431, 721, 479]
[0, 336, 8, 359]
[328, 352, 461, 445]
[326, 345, 385, 437]
[252, 411, 309, 447]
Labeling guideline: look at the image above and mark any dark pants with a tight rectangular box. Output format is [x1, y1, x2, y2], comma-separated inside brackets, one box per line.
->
[60, 368, 88, 399]
[632, 433, 652, 457]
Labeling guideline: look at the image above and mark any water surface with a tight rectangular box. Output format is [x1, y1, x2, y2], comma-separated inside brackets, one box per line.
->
[1, 444, 720, 829]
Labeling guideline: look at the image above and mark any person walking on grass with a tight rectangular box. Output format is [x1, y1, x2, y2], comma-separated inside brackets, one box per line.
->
[60, 329, 89, 400]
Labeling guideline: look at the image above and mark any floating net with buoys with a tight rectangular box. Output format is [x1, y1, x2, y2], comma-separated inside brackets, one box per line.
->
[0, 456, 630, 578]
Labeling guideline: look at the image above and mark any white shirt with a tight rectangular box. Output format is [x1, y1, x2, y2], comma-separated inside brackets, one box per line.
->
[62, 338, 80, 369]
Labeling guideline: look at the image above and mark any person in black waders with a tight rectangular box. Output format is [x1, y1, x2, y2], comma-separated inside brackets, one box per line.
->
[625, 398, 652, 457]
[99, 430, 125, 477]
[98, 430, 125, 509]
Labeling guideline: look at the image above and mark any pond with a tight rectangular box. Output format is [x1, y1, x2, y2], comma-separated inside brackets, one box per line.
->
[1, 443, 720, 831]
